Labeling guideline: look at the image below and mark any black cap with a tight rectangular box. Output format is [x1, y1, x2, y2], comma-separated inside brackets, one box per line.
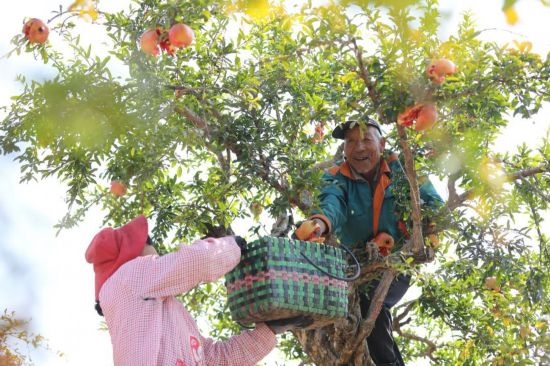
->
[331, 117, 382, 139]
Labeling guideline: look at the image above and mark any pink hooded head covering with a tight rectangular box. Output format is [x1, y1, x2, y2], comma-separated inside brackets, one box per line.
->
[85, 215, 148, 300]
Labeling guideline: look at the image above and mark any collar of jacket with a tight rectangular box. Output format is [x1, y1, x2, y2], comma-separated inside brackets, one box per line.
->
[328, 158, 392, 182]
[329, 156, 398, 235]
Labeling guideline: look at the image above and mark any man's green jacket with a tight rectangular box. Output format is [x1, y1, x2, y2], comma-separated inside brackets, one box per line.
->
[310, 156, 444, 251]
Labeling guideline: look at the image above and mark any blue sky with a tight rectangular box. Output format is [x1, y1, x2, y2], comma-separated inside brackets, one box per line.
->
[1, 1, 549, 365]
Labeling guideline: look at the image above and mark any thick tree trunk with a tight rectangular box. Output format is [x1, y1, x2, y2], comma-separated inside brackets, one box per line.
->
[291, 246, 403, 366]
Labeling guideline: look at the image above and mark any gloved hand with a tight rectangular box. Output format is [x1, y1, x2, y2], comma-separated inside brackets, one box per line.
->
[294, 219, 325, 243]
[264, 315, 314, 334]
[423, 219, 440, 249]
[234, 236, 247, 251]
[364, 241, 381, 261]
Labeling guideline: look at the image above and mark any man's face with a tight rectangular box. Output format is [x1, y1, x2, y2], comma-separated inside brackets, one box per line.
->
[343, 125, 385, 176]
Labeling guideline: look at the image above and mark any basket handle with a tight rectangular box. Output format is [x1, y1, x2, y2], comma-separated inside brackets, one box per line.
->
[237, 321, 255, 329]
[300, 244, 361, 282]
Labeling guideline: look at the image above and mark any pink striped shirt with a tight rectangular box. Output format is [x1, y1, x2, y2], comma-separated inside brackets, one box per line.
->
[99, 236, 277, 366]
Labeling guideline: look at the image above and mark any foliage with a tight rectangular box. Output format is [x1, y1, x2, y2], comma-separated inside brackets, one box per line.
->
[1, 0, 549, 364]
[0, 310, 58, 366]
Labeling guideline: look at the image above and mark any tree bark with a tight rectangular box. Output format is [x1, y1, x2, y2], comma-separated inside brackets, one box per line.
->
[291, 254, 404, 365]
[395, 124, 425, 256]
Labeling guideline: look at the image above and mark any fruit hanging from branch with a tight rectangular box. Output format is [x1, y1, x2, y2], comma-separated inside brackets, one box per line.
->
[158, 32, 176, 55]
[397, 104, 422, 128]
[109, 180, 127, 197]
[312, 122, 325, 143]
[427, 233, 440, 248]
[249, 201, 263, 220]
[168, 23, 194, 48]
[484, 276, 501, 292]
[415, 103, 438, 131]
[397, 103, 438, 131]
[140, 23, 194, 56]
[22, 18, 49, 44]
[426, 58, 457, 85]
[140, 28, 160, 56]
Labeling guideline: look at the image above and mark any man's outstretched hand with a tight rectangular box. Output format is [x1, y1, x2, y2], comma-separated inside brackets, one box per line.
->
[294, 220, 325, 243]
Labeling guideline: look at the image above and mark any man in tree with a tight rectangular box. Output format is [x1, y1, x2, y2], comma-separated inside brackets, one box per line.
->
[295, 117, 444, 365]
[85, 215, 309, 366]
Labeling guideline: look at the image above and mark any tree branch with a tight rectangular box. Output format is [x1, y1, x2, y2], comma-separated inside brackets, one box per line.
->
[172, 90, 304, 210]
[393, 300, 416, 325]
[390, 300, 440, 361]
[338, 269, 396, 365]
[446, 172, 460, 210]
[510, 164, 549, 180]
[394, 327, 439, 361]
[396, 125, 425, 255]
[174, 105, 230, 174]
[174, 105, 211, 136]
[445, 163, 549, 211]
[352, 38, 385, 123]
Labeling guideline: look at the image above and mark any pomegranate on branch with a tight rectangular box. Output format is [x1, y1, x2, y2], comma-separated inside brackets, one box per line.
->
[397, 103, 438, 131]
[110, 180, 127, 197]
[140, 23, 194, 56]
[140, 28, 160, 56]
[22, 18, 49, 44]
[426, 58, 457, 85]
[168, 23, 194, 48]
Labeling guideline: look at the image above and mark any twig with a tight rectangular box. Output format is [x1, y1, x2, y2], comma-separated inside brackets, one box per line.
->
[352, 38, 385, 123]
[174, 105, 211, 136]
[393, 300, 416, 325]
[391, 300, 440, 361]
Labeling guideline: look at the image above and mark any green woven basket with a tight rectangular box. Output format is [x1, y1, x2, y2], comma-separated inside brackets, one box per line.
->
[225, 236, 352, 329]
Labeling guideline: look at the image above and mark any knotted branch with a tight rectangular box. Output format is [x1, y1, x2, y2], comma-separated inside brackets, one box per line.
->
[337, 269, 397, 365]
[395, 125, 425, 255]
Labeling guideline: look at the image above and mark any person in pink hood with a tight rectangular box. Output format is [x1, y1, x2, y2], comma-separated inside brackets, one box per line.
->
[85, 215, 309, 366]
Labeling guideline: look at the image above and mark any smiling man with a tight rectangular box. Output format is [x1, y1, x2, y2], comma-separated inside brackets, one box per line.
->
[341, 119, 385, 181]
[295, 116, 443, 365]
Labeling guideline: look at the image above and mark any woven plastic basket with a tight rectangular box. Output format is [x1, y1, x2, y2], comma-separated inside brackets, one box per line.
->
[225, 236, 354, 329]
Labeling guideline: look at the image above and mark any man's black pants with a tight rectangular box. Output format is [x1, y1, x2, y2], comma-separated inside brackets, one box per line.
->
[359, 274, 411, 366]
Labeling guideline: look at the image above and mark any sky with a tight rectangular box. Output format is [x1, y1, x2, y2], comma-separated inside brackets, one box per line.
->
[0, 1, 549, 365]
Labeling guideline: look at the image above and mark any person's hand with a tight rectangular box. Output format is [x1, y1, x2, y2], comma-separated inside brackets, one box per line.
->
[423, 219, 440, 249]
[294, 219, 325, 243]
[264, 316, 314, 334]
[364, 241, 380, 261]
[233, 236, 247, 251]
